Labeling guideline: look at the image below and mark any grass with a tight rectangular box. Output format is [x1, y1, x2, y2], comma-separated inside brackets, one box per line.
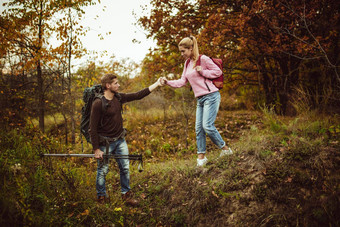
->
[0, 109, 339, 226]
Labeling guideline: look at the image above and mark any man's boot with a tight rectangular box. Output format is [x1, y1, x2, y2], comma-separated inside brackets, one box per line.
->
[122, 191, 139, 206]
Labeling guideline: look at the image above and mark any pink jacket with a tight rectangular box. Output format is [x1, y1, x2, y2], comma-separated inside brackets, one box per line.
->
[166, 55, 222, 97]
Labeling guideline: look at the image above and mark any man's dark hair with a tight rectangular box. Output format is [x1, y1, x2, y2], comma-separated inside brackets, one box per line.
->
[101, 74, 117, 90]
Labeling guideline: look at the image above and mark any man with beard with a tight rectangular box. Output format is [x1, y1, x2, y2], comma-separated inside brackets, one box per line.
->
[90, 73, 163, 206]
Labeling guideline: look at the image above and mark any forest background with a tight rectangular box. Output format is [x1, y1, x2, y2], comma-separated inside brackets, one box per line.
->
[0, 0, 339, 226]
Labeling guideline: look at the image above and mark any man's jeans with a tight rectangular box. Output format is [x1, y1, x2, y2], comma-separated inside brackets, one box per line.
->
[96, 138, 130, 197]
[196, 91, 226, 154]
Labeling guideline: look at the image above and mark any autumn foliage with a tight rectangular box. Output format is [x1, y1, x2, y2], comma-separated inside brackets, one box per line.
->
[0, 0, 99, 133]
[138, 0, 340, 114]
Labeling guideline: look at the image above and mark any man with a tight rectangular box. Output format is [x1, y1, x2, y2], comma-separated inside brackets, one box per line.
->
[89, 73, 162, 206]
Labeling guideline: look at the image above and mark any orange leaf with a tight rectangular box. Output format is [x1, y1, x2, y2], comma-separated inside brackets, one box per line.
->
[81, 209, 90, 216]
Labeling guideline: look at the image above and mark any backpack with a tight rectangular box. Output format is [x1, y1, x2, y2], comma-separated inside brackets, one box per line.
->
[80, 84, 108, 143]
[186, 54, 224, 90]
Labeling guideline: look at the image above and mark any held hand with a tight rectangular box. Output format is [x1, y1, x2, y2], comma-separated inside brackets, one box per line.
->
[195, 66, 202, 72]
[94, 149, 104, 159]
[160, 77, 167, 86]
[149, 78, 163, 92]
[157, 77, 164, 87]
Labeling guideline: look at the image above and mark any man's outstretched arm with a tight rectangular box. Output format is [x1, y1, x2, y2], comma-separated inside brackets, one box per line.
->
[121, 78, 164, 103]
[148, 78, 163, 92]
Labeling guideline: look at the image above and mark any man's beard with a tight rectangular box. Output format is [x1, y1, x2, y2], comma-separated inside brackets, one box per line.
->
[109, 87, 118, 93]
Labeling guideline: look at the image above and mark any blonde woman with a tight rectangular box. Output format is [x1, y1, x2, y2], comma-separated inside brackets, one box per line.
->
[161, 36, 233, 167]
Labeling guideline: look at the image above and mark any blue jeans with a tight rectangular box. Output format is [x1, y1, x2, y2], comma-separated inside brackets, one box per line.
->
[96, 138, 130, 197]
[196, 91, 226, 154]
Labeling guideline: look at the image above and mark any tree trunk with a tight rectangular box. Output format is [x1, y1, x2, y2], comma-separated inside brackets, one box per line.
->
[260, 67, 274, 108]
[68, 8, 76, 144]
[278, 55, 301, 115]
[63, 113, 68, 145]
[37, 61, 45, 132]
[37, 1, 45, 132]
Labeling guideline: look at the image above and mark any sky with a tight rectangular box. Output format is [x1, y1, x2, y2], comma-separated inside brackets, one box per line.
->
[0, 0, 156, 66]
[78, 0, 156, 65]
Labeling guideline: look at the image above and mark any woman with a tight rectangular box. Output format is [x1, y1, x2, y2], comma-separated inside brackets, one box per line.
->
[161, 36, 233, 167]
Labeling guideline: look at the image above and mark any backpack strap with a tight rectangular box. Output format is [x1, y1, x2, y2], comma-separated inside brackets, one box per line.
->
[102, 96, 108, 112]
[115, 92, 121, 101]
[93, 95, 108, 127]
[195, 55, 210, 92]
[115, 92, 123, 113]
[185, 55, 202, 68]
[94, 94, 108, 113]
[185, 59, 192, 91]
[185, 58, 190, 68]
[196, 54, 202, 67]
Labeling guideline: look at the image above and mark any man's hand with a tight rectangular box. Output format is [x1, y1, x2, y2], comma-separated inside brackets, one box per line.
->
[157, 77, 164, 86]
[149, 77, 165, 92]
[94, 149, 104, 159]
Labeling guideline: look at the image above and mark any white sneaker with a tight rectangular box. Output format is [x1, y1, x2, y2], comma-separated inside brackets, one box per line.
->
[220, 147, 233, 157]
[197, 157, 208, 167]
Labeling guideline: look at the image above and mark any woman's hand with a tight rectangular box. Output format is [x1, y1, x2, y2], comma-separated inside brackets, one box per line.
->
[195, 66, 202, 72]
